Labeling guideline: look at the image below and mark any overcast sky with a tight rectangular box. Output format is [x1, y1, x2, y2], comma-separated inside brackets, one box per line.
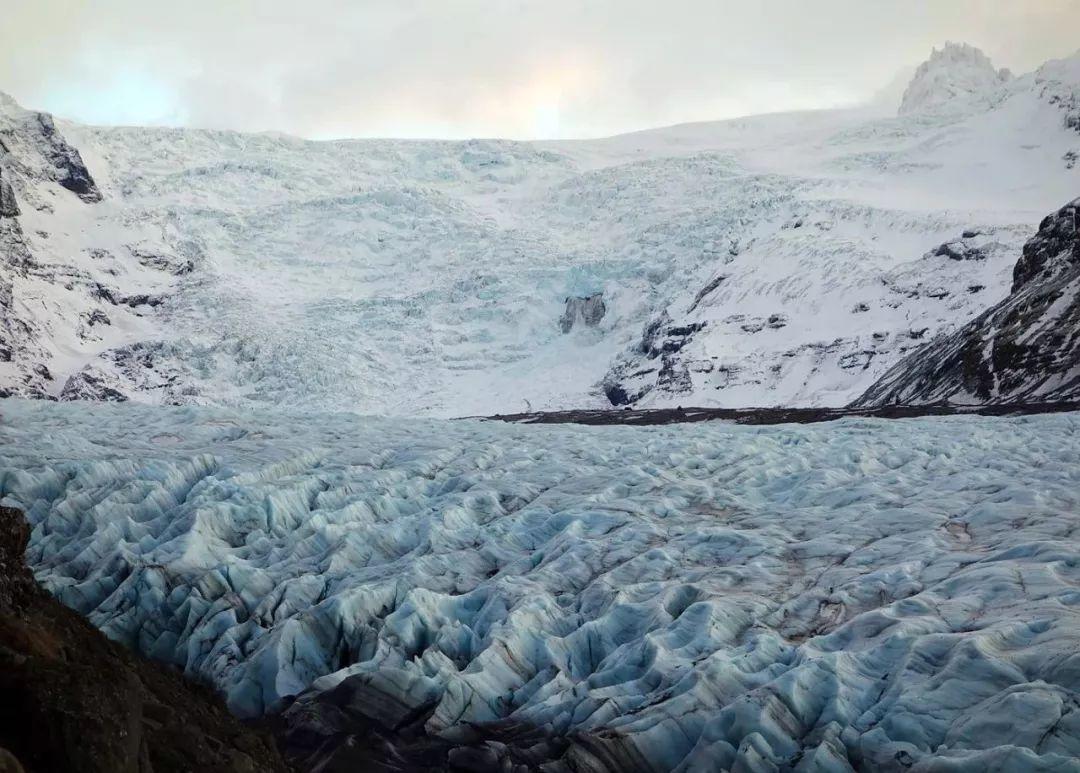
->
[3, 0, 1078, 139]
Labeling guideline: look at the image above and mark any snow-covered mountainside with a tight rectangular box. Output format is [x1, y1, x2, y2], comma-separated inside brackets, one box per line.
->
[1, 45, 1078, 415]
[0, 92, 187, 400]
[856, 197, 1080, 405]
[898, 42, 1013, 115]
[3, 400, 1080, 771]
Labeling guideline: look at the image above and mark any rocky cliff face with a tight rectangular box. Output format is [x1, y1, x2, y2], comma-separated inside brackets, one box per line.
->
[855, 197, 1080, 406]
[0, 506, 288, 773]
[0, 92, 101, 204]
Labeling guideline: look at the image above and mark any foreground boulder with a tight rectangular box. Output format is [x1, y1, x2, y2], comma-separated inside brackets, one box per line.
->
[0, 506, 288, 773]
[855, 197, 1080, 406]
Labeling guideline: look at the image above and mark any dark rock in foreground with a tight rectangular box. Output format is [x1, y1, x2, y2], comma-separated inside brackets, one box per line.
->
[0, 506, 288, 773]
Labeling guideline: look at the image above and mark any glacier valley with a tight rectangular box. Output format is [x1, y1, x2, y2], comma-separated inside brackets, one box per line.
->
[2, 38, 1080, 773]
[1, 44, 1078, 414]
[3, 399, 1080, 770]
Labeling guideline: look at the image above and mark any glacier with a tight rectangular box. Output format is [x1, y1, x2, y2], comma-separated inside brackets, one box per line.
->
[3, 399, 1080, 770]
[2, 44, 1079, 415]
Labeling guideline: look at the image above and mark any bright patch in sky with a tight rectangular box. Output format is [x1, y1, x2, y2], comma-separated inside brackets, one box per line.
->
[44, 71, 182, 127]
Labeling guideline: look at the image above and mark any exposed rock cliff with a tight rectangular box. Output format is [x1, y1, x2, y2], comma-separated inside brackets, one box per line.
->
[855, 197, 1080, 405]
[0, 506, 288, 773]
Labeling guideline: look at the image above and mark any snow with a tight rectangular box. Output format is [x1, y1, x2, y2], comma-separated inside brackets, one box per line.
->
[898, 43, 1012, 115]
[0, 94, 186, 398]
[3, 399, 1080, 769]
[1, 44, 1075, 415]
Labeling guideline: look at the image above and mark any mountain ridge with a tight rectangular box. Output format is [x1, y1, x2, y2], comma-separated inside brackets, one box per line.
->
[0, 43, 1078, 415]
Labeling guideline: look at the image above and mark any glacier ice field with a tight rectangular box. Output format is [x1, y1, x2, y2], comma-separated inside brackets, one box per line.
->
[2, 399, 1080, 770]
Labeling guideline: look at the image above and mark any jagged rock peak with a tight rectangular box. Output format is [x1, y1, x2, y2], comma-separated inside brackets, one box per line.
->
[899, 42, 1013, 115]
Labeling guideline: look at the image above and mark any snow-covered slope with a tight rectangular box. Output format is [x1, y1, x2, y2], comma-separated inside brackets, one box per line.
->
[601, 49, 1080, 412]
[855, 196, 1080, 405]
[0, 92, 189, 400]
[3, 400, 1080, 771]
[1, 45, 1079, 415]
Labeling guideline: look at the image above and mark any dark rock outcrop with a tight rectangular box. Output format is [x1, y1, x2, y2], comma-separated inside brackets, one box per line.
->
[60, 341, 193, 403]
[558, 292, 605, 333]
[0, 506, 288, 773]
[855, 197, 1080, 406]
[28, 113, 101, 202]
[0, 169, 17, 217]
[600, 315, 706, 406]
[933, 239, 986, 261]
[131, 249, 196, 276]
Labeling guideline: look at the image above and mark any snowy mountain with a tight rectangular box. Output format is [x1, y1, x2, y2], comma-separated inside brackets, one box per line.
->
[601, 46, 1080, 412]
[898, 42, 1013, 115]
[0, 44, 1078, 416]
[855, 196, 1080, 405]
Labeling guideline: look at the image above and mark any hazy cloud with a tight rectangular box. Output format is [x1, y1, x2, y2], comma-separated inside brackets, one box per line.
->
[2, 0, 1078, 138]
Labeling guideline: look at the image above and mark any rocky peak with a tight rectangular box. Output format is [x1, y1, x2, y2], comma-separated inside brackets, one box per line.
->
[0, 167, 18, 217]
[899, 42, 1012, 115]
[0, 92, 102, 203]
[1011, 197, 1080, 292]
[1034, 51, 1080, 133]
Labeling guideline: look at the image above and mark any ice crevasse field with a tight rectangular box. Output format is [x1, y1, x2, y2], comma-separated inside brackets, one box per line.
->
[3, 399, 1080, 770]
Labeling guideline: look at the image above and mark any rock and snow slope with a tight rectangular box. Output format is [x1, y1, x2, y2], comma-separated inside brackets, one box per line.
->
[601, 49, 1080, 412]
[0, 92, 188, 401]
[856, 197, 1080, 405]
[2, 400, 1080, 770]
[0, 44, 1077, 415]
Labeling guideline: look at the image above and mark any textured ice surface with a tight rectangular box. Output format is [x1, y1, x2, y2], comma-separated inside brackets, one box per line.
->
[3, 400, 1080, 770]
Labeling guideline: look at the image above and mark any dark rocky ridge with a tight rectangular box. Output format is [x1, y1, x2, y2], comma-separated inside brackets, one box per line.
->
[30, 113, 101, 202]
[0, 168, 18, 217]
[0, 506, 289, 773]
[855, 196, 1080, 406]
[484, 400, 1080, 426]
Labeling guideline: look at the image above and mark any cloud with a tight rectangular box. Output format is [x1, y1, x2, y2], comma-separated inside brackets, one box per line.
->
[2, 0, 1078, 139]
